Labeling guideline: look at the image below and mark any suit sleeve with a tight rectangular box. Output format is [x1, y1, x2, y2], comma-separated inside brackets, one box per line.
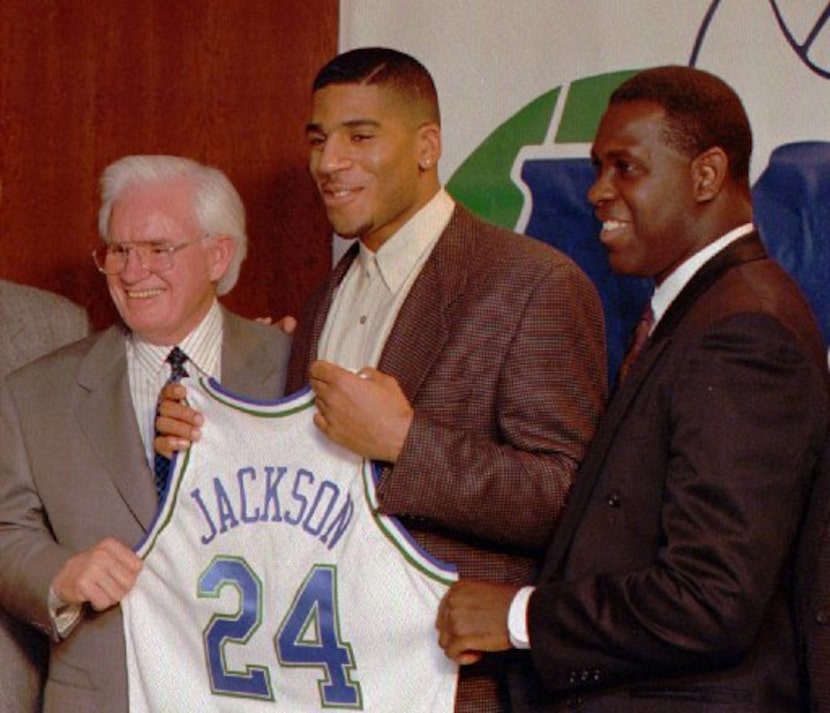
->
[375, 256, 607, 550]
[0, 381, 74, 636]
[526, 314, 827, 691]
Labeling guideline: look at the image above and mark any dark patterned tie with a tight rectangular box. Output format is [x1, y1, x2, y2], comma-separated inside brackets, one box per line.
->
[152, 347, 189, 500]
[618, 303, 654, 383]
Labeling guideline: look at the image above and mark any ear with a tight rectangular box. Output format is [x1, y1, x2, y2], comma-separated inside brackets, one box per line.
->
[416, 122, 442, 172]
[207, 235, 236, 283]
[691, 147, 728, 203]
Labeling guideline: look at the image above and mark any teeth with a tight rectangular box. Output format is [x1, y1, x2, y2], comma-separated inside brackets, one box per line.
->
[128, 289, 163, 298]
[603, 220, 625, 231]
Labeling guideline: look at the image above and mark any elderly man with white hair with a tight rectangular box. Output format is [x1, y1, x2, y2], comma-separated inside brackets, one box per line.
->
[0, 155, 291, 713]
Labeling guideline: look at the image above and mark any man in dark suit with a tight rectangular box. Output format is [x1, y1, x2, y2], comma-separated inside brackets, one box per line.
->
[0, 280, 90, 712]
[437, 66, 830, 711]
[0, 155, 291, 712]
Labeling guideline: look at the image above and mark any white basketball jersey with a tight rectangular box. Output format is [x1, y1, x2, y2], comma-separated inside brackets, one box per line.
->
[122, 379, 458, 712]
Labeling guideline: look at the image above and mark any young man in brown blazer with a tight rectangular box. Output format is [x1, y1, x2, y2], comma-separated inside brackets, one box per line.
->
[291, 48, 607, 712]
[0, 156, 291, 712]
[437, 66, 830, 711]
[0, 280, 89, 713]
[158, 47, 607, 711]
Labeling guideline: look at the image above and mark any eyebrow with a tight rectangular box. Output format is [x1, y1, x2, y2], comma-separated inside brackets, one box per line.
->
[305, 118, 382, 134]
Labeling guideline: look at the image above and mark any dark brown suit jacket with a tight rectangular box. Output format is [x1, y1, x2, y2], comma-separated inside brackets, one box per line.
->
[513, 234, 829, 711]
[287, 204, 607, 712]
[795, 439, 830, 711]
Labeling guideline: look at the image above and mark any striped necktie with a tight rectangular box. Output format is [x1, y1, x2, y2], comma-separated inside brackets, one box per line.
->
[618, 304, 654, 383]
[152, 347, 189, 500]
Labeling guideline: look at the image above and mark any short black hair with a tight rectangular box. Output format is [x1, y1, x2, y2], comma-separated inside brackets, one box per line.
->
[313, 47, 440, 125]
[611, 65, 752, 187]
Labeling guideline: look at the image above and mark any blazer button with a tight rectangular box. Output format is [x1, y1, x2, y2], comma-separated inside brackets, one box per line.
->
[606, 493, 621, 508]
[817, 607, 830, 625]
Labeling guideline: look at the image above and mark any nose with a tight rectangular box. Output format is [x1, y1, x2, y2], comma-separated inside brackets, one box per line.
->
[119, 246, 151, 281]
[313, 134, 350, 176]
[587, 167, 613, 208]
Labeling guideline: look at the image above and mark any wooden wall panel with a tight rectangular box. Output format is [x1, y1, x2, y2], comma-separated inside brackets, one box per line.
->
[0, 0, 338, 329]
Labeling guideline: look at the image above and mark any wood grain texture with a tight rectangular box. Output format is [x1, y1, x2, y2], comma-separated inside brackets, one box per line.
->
[0, 0, 338, 329]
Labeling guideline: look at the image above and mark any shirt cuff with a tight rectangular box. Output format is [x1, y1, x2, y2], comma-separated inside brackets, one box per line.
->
[48, 586, 83, 641]
[508, 585, 535, 649]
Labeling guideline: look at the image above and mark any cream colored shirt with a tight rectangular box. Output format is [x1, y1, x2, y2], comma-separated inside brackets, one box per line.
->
[318, 189, 455, 369]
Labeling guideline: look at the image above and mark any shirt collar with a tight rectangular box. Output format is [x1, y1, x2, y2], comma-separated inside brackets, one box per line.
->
[130, 299, 223, 378]
[357, 188, 455, 294]
[652, 223, 755, 328]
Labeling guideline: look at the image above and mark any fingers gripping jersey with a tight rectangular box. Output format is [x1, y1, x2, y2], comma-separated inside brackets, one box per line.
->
[122, 380, 458, 712]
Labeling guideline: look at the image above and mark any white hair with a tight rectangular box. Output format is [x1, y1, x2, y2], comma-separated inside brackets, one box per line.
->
[98, 155, 247, 296]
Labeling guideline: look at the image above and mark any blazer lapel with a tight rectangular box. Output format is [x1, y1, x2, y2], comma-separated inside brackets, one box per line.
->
[544, 232, 768, 577]
[76, 327, 158, 530]
[377, 206, 468, 400]
[651, 232, 767, 342]
[219, 308, 287, 397]
[543, 338, 670, 575]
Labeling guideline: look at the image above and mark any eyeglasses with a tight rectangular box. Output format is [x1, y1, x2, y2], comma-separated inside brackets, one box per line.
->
[92, 237, 207, 275]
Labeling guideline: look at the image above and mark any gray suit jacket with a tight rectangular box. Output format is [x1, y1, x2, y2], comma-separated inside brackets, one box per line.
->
[0, 308, 290, 713]
[0, 279, 90, 713]
[0, 279, 90, 379]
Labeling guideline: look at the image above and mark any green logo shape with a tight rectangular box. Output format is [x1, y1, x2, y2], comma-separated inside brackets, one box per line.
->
[447, 70, 637, 229]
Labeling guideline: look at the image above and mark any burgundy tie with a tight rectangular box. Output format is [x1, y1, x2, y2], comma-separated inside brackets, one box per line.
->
[618, 304, 654, 382]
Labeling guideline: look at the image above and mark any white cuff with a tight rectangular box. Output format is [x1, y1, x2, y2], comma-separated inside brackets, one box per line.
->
[508, 585, 535, 649]
[48, 587, 83, 641]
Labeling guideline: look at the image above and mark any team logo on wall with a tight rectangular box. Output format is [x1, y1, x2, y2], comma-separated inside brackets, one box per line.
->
[447, 0, 830, 376]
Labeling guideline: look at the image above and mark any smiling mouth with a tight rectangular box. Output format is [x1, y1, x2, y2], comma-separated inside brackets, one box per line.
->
[599, 219, 630, 241]
[321, 185, 362, 204]
[127, 288, 164, 299]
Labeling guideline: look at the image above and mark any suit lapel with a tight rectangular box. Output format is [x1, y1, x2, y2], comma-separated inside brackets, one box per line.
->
[219, 308, 285, 397]
[76, 327, 158, 530]
[651, 232, 767, 342]
[544, 232, 768, 576]
[377, 206, 468, 400]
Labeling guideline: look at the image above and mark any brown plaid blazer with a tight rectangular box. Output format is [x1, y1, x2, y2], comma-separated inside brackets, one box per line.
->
[287, 204, 607, 712]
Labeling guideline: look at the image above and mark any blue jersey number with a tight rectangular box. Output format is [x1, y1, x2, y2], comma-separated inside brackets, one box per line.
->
[276, 565, 360, 707]
[198, 557, 273, 700]
[198, 557, 361, 708]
